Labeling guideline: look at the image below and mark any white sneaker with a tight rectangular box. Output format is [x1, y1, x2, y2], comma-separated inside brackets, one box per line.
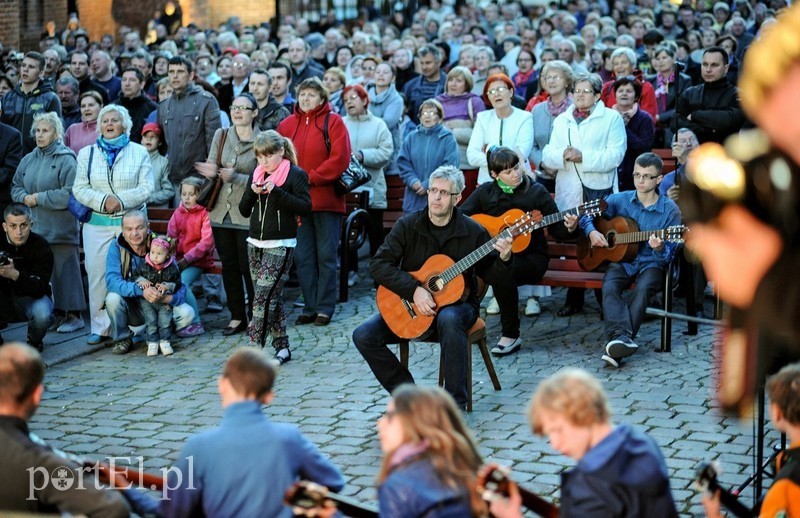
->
[146, 341, 159, 357]
[159, 340, 174, 356]
[57, 314, 85, 333]
[486, 297, 500, 315]
[347, 271, 360, 287]
[524, 297, 541, 316]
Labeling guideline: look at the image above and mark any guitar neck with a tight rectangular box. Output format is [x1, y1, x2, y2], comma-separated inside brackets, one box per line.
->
[326, 493, 379, 518]
[440, 230, 512, 283]
[518, 487, 559, 518]
[536, 206, 581, 229]
[613, 228, 670, 245]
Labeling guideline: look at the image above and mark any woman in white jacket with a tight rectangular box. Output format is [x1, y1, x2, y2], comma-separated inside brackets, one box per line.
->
[466, 73, 533, 186]
[542, 73, 626, 317]
[342, 84, 394, 286]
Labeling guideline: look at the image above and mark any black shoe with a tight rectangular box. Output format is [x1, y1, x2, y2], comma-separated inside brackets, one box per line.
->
[295, 314, 317, 325]
[557, 304, 583, 317]
[222, 321, 248, 336]
[314, 314, 332, 326]
[275, 348, 291, 365]
[111, 338, 132, 355]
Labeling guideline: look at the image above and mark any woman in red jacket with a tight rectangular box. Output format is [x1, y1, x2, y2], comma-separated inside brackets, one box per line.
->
[278, 77, 351, 326]
[167, 177, 216, 336]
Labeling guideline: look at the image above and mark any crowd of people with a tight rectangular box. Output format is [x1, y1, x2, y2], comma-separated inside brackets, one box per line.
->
[0, 0, 797, 515]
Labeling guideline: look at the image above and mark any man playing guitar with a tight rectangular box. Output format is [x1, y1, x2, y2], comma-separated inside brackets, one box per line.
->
[353, 166, 513, 411]
[565, 152, 681, 368]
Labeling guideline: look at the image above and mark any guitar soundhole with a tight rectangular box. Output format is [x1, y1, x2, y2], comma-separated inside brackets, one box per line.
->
[427, 276, 445, 293]
[606, 230, 616, 248]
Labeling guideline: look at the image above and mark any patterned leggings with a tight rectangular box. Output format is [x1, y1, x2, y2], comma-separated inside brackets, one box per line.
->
[247, 245, 293, 350]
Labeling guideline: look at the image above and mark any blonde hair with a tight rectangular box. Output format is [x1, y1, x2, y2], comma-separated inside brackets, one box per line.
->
[378, 385, 486, 516]
[446, 66, 474, 93]
[253, 130, 297, 165]
[739, 5, 800, 118]
[528, 368, 611, 435]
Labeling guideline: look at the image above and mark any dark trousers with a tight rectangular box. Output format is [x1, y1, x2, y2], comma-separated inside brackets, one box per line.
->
[353, 301, 477, 408]
[602, 264, 664, 340]
[493, 251, 548, 338]
[349, 208, 385, 273]
[212, 226, 254, 322]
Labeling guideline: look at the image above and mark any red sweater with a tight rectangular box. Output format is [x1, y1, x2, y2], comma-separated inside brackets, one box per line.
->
[167, 203, 216, 270]
[277, 102, 351, 214]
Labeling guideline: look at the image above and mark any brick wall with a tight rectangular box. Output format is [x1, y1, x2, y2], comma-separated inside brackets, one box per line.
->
[0, 0, 67, 51]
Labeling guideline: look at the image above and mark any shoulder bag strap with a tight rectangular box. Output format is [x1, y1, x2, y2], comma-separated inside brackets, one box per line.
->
[88, 146, 94, 184]
[467, 97, 474, 124]
[323, 113, 331, 154]
[217, 129, 228, 168]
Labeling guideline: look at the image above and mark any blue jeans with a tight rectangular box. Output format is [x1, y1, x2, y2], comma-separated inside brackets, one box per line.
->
[602, 264, 664, 341]
[296, 211, 342, 318]
[105, 292, 194, 341]
[352, 302, 477, 408]
[181, 266, 204, 325]
[2, 296, 54, 345]
[140, 301, 173, 341]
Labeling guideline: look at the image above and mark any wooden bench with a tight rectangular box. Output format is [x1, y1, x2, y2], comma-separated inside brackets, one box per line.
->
[384, 174, 405, 232]
[146, 207, 223, 275]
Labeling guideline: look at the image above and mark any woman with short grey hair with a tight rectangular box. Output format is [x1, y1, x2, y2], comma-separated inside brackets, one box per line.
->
[11, 112, 86, 333]
[72, 103, 154, 346]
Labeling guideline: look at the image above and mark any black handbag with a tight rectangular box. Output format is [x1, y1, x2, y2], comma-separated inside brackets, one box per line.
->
[68, 147, 94, 223]
[322, 114, 372, 195]
[335, 154, 372, 195]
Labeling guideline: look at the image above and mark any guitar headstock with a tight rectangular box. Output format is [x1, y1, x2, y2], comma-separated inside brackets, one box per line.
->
[476, 463, 512, 502]
[579, 199, 605, 218]
[665, 225, 688, 243]
[284, 481, 332, 511]
[694, 461, 721, 493]
[508, 212, 537, 237]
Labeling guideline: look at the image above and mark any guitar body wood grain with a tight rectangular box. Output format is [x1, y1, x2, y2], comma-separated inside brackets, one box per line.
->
[577, 217, 640, 271]
[376, 254, 466, 339]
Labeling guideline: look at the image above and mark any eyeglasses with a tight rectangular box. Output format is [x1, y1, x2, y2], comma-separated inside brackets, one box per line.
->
[517, 58, 533, 63]
[632, 173, 660, 181]
[420, 110, 439, 117]
[543, 75, 564, 82]
[230, 105, 254, 112]
[428, 187, 459, 197]
[232, 63, 247, 68]
[573, 88, 595, 95]
[488, 86, 510, 95]
[345, 94, 361, 100]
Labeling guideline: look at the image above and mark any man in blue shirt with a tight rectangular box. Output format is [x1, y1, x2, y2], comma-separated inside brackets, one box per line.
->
[566, 152, 681, 367]
[123, 347, 345, 517]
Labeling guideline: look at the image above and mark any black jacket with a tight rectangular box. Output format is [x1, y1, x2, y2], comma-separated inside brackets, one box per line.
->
[0, 82, 62, 153]
[0, 231, 53, 326]
[676, 77, 745, 144]
[217, 80, 249, 115]
[0, 122, 23, 209]
[460, 176, 573, 258]
[371, 208, 513, 306]
[239, 164, 312, 241]
[115, 93, 158, 143]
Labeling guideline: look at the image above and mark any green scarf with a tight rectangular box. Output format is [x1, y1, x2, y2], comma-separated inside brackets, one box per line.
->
[497, 178, 515, 194]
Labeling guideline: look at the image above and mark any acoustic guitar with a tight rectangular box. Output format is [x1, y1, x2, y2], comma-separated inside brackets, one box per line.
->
[577, 216, 688, 271]
[470, 200, 605, 253]
[694, 462, 755, 518]
[376, 212, 537, 340]
[284, 480, 379, 518]
[477, 463, 559, 518]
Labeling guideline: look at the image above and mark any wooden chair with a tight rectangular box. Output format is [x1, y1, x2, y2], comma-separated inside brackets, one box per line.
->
[397, 317, 501, 412]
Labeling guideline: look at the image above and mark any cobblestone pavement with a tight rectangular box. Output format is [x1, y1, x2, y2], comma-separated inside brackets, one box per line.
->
[7, 283, 778, 517]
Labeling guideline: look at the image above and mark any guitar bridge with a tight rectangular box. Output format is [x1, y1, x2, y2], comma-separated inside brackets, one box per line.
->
[401, 298, 417, 319]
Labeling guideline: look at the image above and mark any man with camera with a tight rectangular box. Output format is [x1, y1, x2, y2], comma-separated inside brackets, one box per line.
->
[0, 204, 54, 350]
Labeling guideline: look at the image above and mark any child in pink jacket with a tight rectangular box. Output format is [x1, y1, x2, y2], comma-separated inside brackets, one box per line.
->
[168, 177, 216, 337]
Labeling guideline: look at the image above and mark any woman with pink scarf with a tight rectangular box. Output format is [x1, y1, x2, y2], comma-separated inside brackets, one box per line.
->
[238, 130, 311, 365]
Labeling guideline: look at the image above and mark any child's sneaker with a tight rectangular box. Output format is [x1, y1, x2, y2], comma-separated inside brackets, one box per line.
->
[159, 340, 174, 356]
[147, 342, 159, 357]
